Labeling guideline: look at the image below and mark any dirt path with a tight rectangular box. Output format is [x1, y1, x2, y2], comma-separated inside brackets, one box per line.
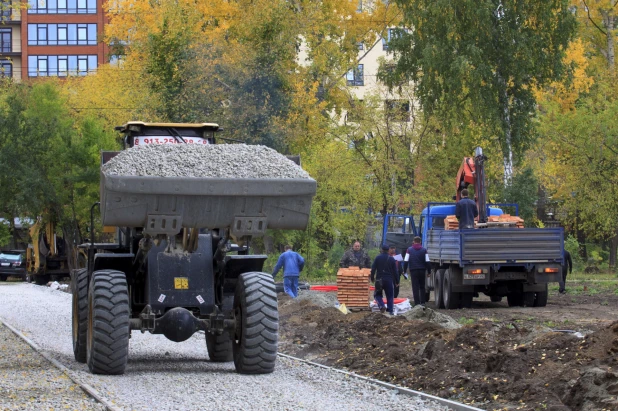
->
[278, 284, 618, 411]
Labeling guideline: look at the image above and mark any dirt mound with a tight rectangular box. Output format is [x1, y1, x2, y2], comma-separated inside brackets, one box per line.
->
[279, 295, 618, 410]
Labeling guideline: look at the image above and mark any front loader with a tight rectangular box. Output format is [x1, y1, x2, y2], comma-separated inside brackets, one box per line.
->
[71, 122, 316, 375]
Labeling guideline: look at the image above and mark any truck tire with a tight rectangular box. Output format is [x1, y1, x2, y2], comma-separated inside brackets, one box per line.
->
[87, 270, 130, 375]
[507, 292, 523, 307]
[442, 269, 461, 309]
[522, 292, 536, 307]
[206, 331, 233, 362]
[72, 268, 89, 363]
[434, 270, 444, 309]
[232, 272, 278, 374]
[534, 284, 548, 307]
[35, 274, 50, 286]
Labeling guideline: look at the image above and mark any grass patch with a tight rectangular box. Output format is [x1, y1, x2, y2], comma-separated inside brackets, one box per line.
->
[458, 317, 475, 325]
[543, 320, 558, 328]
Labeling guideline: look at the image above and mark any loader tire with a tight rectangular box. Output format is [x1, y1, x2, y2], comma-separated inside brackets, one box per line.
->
[534, 284, 548, 307]
[206, 331, 233, 362]
[87, 270, 130, 375]
[442, 269, 460, 310]
[434, 270, 444, 309]
[35, 274, 49, 286]
[72, 268, 89, 363]
[232, 272, 278, 374]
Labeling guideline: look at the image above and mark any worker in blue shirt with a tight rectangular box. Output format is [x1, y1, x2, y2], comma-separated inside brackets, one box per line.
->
[455, 188, 478, 229]
[272, 245, 305, 298]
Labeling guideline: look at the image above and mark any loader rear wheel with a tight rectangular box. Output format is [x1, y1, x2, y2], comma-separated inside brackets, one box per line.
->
[72, 268, 89, 363]
[35, 274, 49, 286]
[442, 269, 460, 309]
[87, 270, 130, 375]
[206, 331, 233, 362]
[434, 270, 444, 309]
[534, 284, 548, 307]
[232, 272, 278, 374]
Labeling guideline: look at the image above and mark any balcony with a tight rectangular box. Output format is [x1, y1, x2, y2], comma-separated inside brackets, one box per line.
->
[0, 2, 21, 23]
[0, 41, 21, 55]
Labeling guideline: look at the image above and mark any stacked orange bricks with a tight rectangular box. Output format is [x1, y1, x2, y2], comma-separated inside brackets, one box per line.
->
[336, 267, 371, 308]
[444, 214, 525, 230]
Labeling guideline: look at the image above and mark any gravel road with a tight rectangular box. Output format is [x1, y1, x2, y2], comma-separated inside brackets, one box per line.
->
[0, 283, 449, 411]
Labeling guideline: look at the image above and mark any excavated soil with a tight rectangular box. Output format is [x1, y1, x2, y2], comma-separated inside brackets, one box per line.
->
[278, 284, 618, 411]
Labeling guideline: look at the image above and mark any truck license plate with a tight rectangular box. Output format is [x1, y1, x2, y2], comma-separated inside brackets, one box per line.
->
[0, 263, 9, 267]
[464, 273, 485, 280]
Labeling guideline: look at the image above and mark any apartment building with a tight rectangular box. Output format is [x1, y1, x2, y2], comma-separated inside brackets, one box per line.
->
[0, 0, 107, 80]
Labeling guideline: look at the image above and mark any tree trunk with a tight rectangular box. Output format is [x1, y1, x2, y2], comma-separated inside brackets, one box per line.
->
[498, 74, 514, 185]
[609, 228, 618, 271]
[601, 11, 615, 72]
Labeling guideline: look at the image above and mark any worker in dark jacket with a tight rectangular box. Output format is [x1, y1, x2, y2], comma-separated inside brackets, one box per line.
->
[371, 244, 397, 314]
[404, 236, 429, 307]
[389, 245, 404, 298]
[272, 245, 305, 298]
[455, 188, 478, 229]
[340, 241, 371, 268]
[558, 249, 573, 294]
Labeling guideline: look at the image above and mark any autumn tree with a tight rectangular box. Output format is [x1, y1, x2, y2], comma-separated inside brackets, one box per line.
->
[383, 0, 576, 185]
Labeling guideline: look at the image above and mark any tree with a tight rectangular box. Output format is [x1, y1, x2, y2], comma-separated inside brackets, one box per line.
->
[384, 0, 576, 184]
[572, 0, 617, 72]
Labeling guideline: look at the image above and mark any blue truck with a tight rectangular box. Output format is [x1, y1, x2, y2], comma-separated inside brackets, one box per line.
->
[382, 148, 563, 309]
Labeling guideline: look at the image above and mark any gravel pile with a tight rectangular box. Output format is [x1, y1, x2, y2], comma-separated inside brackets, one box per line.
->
[102, 144, 312, 179]
[0, 283, 449, 411]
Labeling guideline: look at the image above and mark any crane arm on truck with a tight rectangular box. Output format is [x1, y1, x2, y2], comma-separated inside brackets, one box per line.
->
[455, 147, 488, 224]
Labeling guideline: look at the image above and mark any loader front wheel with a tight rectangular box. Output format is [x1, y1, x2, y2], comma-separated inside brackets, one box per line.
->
[206, 331, 233, 362]
[72, 268, 89, 363]
[232, 272, 278, 374]
[87, 270, 130, 375]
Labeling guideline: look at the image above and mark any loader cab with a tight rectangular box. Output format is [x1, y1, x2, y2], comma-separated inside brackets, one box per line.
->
[114, 121, 222, 149]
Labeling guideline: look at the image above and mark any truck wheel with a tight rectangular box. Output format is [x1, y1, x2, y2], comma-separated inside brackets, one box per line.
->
[434, 270, 444, 309]
[87, 270, 130, 375]
[534, 284, 548, 307]
[460, 292, 473, 308]
[72, 268, 89, 363]
[35, 274, 50, 286]
[206, 331, 233, 362]
[490, 295, 503, 303]
[232, 272, 278, 374]
[507, 292, 523, 307]
[442, 269, 461, 309]
[523, 292, 536, 307]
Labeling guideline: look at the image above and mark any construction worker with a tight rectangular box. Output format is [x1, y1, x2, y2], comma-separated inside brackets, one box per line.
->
[404, 236, 429, 308]
[389, 245, 404, 298]
[558, 249, 573, 294]
[455, 188, 478, 229]
[272, 245, 305, 298]
[371, 244, 397, 314]
[340, 241, 371, 268]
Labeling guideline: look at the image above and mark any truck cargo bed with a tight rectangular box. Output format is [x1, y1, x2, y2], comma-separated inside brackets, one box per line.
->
[101, 173, 316, 235]
[427, 228, 564, 264]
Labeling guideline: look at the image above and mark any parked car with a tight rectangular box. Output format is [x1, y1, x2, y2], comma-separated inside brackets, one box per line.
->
[0, 251, 27, 281]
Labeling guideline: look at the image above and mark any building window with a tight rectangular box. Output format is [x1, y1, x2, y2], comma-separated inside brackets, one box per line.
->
[0, 28, 10, 52]
[28, 24, 97, 45]
[385, 100, 410, 122]
[28, 55, 97, 76]
[1, 0, 12, 20]
[382, 28, 402, 50]
[0, 60, 11, 78]
[346, 64, 364, 86]
[357, 42, 363, 50]
[28, 0, 96, 14]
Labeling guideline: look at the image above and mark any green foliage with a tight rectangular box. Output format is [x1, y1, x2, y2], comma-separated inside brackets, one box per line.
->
[458, 317, 475, 325]
[0, 220, 10, 246]
[386, 0, 576, 180]
[501, 167, 539, 223]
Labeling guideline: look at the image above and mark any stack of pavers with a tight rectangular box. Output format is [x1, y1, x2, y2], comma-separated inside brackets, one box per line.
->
[336, 267, 371, 308]
[444, 214, 525, 230]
